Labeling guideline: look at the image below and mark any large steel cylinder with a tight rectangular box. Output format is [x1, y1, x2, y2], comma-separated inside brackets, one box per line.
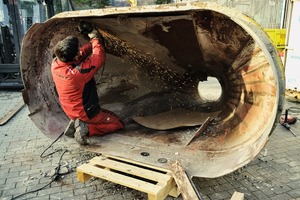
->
[20, 2, 285, 178]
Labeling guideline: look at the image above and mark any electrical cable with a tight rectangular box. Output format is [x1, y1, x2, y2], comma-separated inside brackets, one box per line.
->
[96, 38, 106, 85]
[96, 63, 105, 85]
[11, 175, 56, 200]
[40, 132, 64, 158]
[12, 133, 69, 199]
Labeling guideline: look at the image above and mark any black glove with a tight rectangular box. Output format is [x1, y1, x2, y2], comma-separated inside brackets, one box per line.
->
[78, 21, 105, 47]
[78, 21, 94, 35]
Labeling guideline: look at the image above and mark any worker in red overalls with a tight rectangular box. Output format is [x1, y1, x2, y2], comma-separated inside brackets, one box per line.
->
[51, 25, 124, 145]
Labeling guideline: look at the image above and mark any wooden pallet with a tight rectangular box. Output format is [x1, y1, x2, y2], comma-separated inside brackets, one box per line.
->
[77, 155, 180, 200]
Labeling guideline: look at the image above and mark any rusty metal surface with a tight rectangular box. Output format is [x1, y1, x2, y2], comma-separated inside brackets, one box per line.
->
[20, 2, 285, 177]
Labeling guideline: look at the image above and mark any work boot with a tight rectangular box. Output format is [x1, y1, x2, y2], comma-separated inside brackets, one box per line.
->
[74, 119, 89, 145]
[64, 119, 75, 138]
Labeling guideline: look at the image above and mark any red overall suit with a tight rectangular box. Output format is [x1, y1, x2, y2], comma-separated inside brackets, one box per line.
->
[51, 38, 124, 136]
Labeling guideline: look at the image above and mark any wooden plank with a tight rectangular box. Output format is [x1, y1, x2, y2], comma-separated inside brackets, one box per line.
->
[169, 160, 200, 200]
[0, 100, 25, 126]
[230, 191, 244, 200]
[77, 164, 162, 195]
[105, 154, 171, 173]
[90, 156, 171, 183]
[168, 186, 180, 198]
[154, 178, 177, 200]
[148, 194, 159, 200]
[77, 170, 92, 182]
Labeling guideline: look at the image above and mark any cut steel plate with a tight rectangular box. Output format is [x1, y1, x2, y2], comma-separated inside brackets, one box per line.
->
[20, 2, 285, 178]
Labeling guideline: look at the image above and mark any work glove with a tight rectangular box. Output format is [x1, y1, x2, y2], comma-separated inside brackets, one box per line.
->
[88, 28, 101, 39]
[78, 21, 101, 39]
[78, 21, 93, 34]
[78, 21, 105, 47]
[88, 29, 106, 48]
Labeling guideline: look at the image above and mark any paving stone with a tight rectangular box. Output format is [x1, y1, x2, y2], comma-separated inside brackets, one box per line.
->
[272, 185, 293, 195]
[272, 163, 291, 171]
[49, 190, 74, 199]
[74, 186, 96, 195]
[0, 178, 6, 186]
[37, 186, 62, 196]
[198, 185, 215, 196]
[0, 161, 22, 170]
[0, 195, 13, 200]
[258, 186, 276, 196]
[100, 194, 124, 200]
[288, 189, 300, 198]
[288, 180, 300, 190]
[273, 157, 290, 164]
[252, 190, 271, 200]
[207, 191, 232, 200]
[270, 193, 292, 200]
[212, 183, 235, 192]
[227, 179, 244, 188]
[288, 173, 300, 182]
[1, 186, 27, 197]
[85, 190, 107, 199]
[27, 195, 50, 200]
[196, 178, 219, 188]
[64, 194, 87, 200]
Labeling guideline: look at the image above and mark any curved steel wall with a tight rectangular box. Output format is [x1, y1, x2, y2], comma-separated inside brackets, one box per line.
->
[20, 2, 285, 177]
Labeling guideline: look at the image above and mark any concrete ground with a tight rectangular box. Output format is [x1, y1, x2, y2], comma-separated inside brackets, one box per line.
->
[1, 90, 300, 200]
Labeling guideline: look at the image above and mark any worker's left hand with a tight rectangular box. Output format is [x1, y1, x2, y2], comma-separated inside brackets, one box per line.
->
[78, 21, 93, 35]
[78, 21, 103, 41]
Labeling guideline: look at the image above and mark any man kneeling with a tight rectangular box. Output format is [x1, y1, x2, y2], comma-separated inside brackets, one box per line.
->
[51, 26, 124, 145]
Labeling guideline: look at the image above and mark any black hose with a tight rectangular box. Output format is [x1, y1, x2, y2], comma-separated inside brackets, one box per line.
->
[40, 132, 64, 158]
[12, 132, 69, 200]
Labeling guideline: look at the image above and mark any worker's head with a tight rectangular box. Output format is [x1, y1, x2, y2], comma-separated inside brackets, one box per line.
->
[54, 36, 79, 62]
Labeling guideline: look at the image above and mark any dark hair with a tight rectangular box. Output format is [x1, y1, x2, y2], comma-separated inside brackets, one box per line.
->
[54, 36, 79, 62]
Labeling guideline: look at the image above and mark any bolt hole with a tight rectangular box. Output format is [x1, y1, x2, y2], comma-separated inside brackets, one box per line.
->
[141, 152, 150, 156]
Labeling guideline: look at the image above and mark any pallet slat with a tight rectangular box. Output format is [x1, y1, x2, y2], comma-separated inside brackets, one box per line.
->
[106, 155, 171, 173]
[90, 156, 171, 182]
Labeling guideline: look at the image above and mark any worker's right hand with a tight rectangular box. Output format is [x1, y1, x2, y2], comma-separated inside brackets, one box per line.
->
[88, 28, 101, 39]
[88, 29, 105, 48]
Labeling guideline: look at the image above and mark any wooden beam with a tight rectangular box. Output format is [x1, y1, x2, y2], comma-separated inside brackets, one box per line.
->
[0, 100, 24, 126]
[169, 160, 201, 200]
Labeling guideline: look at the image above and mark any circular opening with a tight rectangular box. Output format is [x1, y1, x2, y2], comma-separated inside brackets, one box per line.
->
[198, 77, 222, 102]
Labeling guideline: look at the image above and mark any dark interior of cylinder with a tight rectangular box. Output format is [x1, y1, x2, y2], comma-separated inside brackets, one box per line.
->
[22, 9, 277, 151]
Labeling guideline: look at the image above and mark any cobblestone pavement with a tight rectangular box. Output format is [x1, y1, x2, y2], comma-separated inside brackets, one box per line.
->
[1, 90, 300, 200]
